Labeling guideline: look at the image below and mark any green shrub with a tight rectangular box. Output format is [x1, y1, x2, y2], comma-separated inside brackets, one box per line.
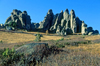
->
[1, 47, 24, 65]
[56, 38, 64, 42]
[8, 21, 17, 28]
[55, 43, 65, 48]
[34, 32, 42, 42]
[0, 40, 3, 43]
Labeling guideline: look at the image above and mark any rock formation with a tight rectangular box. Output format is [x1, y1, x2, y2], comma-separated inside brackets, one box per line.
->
[5, 9, 99, 35]
[39, 9, 99, 35]
[81, 21, 88, 35]
[15, 43, 48, 66]
[30, 23, 40, 30]
[0, 24, 5, 28]
[39, 9, 54, 30]
[5, 9, 31, 30]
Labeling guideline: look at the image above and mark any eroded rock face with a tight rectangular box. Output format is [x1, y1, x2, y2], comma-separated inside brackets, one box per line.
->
[50, 9, 78, 35]
[81, 21, 99, 35]
[5, 9, 31, 30]
[39, 8, 99, 35]
[81, 21, 88, 35]
[39, 9, 54, 30]
[30, 23, 40, 30]
[5, 9, 99, 35]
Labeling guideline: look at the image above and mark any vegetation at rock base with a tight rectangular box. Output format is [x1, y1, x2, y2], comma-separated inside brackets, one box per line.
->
[0, 40, 3, 43]
[0, 47, 24, 66]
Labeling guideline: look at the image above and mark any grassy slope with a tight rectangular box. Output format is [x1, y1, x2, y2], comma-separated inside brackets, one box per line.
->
[1, 30, 100, 66]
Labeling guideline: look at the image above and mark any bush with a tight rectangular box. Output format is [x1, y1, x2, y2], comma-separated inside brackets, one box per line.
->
[55, 43, 65, 48]
[0, 40, 3, 43]
[56, 38, 64, 42]
[34, 32, 42, 42]
[8, 21, 17, 28]
[1, 47, 24, 65]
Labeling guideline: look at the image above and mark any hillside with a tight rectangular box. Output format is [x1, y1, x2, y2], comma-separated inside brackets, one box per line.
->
[0, 29, 100, 66]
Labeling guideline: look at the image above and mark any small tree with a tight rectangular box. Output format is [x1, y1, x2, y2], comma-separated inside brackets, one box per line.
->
[34, 32, 42, 42]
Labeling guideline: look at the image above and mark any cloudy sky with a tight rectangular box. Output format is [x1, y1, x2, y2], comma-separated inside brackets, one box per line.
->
[0, 0, 100, 32]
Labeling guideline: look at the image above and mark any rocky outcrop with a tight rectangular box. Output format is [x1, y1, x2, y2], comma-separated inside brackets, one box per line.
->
[30, 23, 40, 30]
[5, 9, 99, 35]
[81, 21, 99, 35]
[50, 9, 79, 35]
[0, 24, 5, 28]
[39, 9, 99, 35]
[15, 43, 49, 66]
[81, 21, 88, 35]
[5, 9, 31, 30]
[39, 9, 54, 30]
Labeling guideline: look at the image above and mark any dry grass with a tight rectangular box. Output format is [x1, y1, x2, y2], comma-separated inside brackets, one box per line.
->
[1, 30, 100, 66]
[85, 35, 100, 40]
[0, 31, 63, 44]
[65, 43, 100, 56]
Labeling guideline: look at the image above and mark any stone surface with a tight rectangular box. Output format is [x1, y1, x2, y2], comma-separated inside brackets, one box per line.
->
[56, 25, 61, 35]
[87, 27, 94, 33]
[88, 32, 94, 35]
[93, 30, 99, 35]
[15, 43, 49, 66]
[6, 26, 13, 30]
[5, 9, 31, 30]
[81, 21, 88, 35]
[0, 24, 5, 28]
[30, 23, 40, 30]
[39, 9, 54, 30]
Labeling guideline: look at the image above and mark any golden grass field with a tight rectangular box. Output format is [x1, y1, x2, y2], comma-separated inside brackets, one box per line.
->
[1, 30, 100, 66]
[0, 31, 63, 44]
[0, 30, 100, 56]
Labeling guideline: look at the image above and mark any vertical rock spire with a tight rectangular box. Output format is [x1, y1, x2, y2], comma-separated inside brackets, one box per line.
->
[70, 9, 76, 33]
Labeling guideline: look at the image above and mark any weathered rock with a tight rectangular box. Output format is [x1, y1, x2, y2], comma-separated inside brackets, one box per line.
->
[0, 24, 5, 28]
[15, 43, 49, 66]
[53, 11, 63, 30]
[5, 9, 31, 30]
[38, 8, 99, 35]
[75, 17, 82, 33]
[56, 25, 61, 35]
[30, 23, 40, 30]
[81, 21, 88, 35]
[87, 27, 94, 33]
[88, 30, 99, 35]
[61, 9, 69, 27]
[6, 26, 13, 30]
[51, 14, 58, 26]
[72, 18, 77, 33]
[61, 27, 67, 36]
[93, 30, 99, 35]
[88, 32, 94, 35]
[66, 27, 73, 35]
[70, 10, 77, 33]
[39, 9, 54, 30]
[15, 19, 22, 28]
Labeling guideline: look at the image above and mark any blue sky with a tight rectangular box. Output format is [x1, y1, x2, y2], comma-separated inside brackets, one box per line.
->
[0, 0, 100, 32]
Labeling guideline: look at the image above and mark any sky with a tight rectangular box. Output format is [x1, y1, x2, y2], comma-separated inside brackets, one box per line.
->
[0, 0, 100, 32]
